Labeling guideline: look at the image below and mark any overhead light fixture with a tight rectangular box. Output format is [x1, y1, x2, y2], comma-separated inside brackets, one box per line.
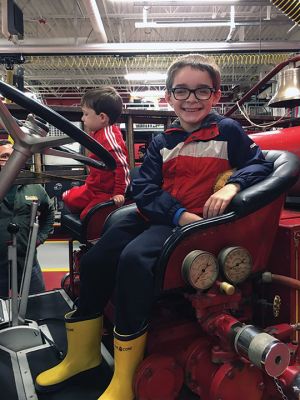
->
[135, 21, 232, 28]
[125, 72, 167, 81]
[111, 0, 239, 3]
[135, 3, 236, 30]
[130, 90, 166, 98]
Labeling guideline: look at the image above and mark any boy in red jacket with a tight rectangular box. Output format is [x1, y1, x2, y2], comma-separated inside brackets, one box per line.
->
[62, 87, 130, 220]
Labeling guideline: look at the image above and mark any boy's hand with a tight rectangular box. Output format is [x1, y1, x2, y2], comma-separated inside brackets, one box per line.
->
[203, 183, 240, 219]
[178, 211, 202, 226]
[62, 190, 70, 200]
[112, 194, 125, 207]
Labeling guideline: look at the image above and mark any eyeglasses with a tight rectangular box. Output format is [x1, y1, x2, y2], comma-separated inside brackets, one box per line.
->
[171, 87, 216, 101]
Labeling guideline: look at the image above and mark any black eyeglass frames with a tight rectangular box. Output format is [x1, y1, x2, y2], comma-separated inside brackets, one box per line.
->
[171, 87, 216, 101]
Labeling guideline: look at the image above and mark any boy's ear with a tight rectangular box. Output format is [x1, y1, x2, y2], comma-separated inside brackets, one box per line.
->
[165, 90, 173, 107]
[98, 112, 109, 124]
[212, 89, 222, 106]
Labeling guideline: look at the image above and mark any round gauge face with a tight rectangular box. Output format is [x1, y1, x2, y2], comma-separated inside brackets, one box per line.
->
[182, 250, 219, 290]
[218, 246, 253, 284]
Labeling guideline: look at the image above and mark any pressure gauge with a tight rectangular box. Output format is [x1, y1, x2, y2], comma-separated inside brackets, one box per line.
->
[182, 250, 219, 290]
[218, 246, 252, 284]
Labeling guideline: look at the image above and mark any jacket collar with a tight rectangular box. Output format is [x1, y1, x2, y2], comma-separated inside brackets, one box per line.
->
[165, 111, 223, 141]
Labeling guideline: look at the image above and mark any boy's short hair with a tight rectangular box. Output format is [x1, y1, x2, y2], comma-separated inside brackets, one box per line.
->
[0, 140, 12, 146]
[166, 54, 221, 92]
[81, 86, 123, 125]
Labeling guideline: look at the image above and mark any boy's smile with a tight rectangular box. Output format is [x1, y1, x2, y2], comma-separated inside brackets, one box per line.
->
[165, 66, 221, 132]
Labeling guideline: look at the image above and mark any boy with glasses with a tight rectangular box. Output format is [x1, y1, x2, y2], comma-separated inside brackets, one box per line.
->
[36, 54, 273, 400]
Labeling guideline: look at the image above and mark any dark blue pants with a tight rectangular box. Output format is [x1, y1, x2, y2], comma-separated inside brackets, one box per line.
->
[0, 260, 45, 298]
[79, 209, 174, 334]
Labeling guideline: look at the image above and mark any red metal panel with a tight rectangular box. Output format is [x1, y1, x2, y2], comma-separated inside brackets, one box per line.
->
[266, 211, 300, 335]
[163, 198, 283, 291]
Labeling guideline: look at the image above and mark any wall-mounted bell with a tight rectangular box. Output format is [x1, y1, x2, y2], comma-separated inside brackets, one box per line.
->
[268, 67, 300, 108]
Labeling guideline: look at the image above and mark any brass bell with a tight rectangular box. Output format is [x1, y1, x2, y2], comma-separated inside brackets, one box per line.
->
[268, 67, 300, 108]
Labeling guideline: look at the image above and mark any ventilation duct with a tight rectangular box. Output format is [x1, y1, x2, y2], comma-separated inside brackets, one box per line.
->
[82, 0, 107, 43]
[271, 0, 300, 25]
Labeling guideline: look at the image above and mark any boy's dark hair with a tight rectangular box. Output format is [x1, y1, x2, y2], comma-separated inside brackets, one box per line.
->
[166, 54, 221, 92]
[0, 139, 12, 146]
[81, 86, 123, 125]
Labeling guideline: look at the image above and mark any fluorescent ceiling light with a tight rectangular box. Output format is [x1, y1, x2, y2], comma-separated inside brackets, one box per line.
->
[130, 90, 165, 97]
[135, 3, 236, 29]
[125, 72, 167, 81]
[111, 1, 239, 3]
[136, 21, 232, 28]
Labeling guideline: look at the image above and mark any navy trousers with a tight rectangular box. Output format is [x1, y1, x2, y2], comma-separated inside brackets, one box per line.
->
[0, 261, 45, 298]
[79, 209, 174, 334]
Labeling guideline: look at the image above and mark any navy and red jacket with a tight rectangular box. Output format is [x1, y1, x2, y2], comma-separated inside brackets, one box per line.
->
[132, 112, 273, 226]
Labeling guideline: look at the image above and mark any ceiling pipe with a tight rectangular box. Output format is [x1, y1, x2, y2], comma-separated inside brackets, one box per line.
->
[0, 40, 298, 54]
[226, 5, 236, 41]
[82, 0, 108, 43]
[271, 0, 300, 25]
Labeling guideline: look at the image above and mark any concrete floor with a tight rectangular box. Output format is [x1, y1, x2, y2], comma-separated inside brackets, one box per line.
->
[37, 240, 80, 270]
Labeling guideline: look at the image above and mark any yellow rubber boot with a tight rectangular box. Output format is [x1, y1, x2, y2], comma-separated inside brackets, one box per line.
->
[36, 311, 103, 392]
[99, 327, 147, 400]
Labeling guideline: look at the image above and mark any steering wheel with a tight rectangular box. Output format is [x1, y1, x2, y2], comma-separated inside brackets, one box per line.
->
[0, 81, 116, 200]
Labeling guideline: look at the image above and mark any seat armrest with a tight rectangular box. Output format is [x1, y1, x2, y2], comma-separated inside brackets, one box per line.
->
[230, 150, 300, 217]
[61, 213, 83, 242]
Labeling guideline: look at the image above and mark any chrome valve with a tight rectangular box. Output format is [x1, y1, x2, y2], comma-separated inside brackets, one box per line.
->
[234, 324, 290, 377]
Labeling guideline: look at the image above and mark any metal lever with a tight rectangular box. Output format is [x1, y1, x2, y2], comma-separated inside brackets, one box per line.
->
[18, 201, 39, 324]
[7, 222, 19, 327]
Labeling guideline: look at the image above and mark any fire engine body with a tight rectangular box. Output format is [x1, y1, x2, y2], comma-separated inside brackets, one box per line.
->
[126, 126, 300, 400]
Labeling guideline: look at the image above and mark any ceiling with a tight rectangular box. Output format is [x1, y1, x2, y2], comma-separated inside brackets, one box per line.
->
[0, 0, 299, 105]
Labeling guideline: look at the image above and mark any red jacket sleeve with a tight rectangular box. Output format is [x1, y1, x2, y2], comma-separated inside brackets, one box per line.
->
[89, 125, 130, 196]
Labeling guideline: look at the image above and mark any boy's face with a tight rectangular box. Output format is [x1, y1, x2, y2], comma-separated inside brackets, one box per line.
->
[165, 66, 221, 132]
[0, 144, 13, 167]
[81, 106, 109, 132]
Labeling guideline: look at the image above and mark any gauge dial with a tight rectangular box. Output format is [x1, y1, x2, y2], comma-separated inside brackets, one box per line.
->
[182, 250, 219, 290]
[218, 246, 252, 284]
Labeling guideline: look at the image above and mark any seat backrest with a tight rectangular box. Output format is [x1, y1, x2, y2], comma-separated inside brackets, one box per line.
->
[228, 150, 300, 217]
[61, 200, 116, 243]
[60, 167, 140, 243]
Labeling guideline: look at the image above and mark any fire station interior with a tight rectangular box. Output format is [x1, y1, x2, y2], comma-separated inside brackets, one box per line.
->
[0, 1, 300, 399]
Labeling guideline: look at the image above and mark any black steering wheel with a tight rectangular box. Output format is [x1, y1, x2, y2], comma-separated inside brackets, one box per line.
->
[0, 81, 117, 200]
